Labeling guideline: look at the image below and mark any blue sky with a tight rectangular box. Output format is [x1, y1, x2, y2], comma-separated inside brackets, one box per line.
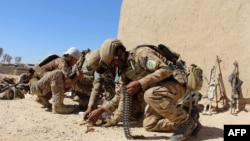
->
[0, 0, 123, 64]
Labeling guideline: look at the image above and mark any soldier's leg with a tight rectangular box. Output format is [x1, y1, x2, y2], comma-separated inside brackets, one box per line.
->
[143, 105, 176, 132]
[181, 92, 202, 123]
[144, 85, 198, 141]
[33, 78, 52, 109]
[175, 91, 202, 139]
[78, 94, 90, 111]
[49, 70, 76, 114]
[36, 95, 52, 109]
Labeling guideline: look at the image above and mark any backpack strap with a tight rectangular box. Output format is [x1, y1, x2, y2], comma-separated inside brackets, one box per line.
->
[127, 48, 138, 75]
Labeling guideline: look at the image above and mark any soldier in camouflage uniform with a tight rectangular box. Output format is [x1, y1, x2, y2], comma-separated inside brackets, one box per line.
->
[87, 39, 200, 141]
[69, 50, 95, 111]
[16, 68, 35, 93]
[0, 77, 18, 99]
[0, 68, 34, 100]
[81, 50, 118, 121]
[30, 47, 83, 114]
[82, 50, 145, 127]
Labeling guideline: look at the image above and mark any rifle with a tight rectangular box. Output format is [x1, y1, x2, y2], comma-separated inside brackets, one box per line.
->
[216, 56, 230, 110]
[202, 65, 217, 115]
[69, 48, 91, 79]
[229, 61, 243, 115]
[0, 81, 25, 99]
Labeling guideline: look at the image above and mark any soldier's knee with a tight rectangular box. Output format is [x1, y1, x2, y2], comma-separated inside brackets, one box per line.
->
[143, 117, 157, 131]
[143, 89, 154, 104]
[53, 70, 64, 79]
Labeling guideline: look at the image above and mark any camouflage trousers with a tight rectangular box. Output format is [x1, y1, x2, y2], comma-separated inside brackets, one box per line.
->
[30, 70, 65, 102]
[143, 81, 189, 132]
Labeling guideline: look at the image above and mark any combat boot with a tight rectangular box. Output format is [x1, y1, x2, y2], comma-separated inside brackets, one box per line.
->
[183, 106, 202, 136]
[36, 96, 52, 109]
[181, 91, 202, 136]
[170, 117, 197, 141]
[52, 94, 76, 114]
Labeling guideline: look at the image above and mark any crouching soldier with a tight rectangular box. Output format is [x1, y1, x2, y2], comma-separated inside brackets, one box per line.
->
[0, 70, 33, 100]
[88, 39, 201, 141]
[30, 47, 83, 114]
[82, 49, 145, 127]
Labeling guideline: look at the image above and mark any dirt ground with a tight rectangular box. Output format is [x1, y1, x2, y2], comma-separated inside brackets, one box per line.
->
[0, 74, 250, 141]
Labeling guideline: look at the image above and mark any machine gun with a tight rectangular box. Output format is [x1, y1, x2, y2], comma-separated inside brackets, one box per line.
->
[0, 81, 25, 99]
[216, 56, 230, 111]
[228, 61, 243, 115]
[69, 48, 91, 79]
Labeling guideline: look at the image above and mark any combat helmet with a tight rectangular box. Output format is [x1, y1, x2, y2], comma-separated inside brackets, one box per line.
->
[85, 49, 101, 71]
[99, 38, 125, 69]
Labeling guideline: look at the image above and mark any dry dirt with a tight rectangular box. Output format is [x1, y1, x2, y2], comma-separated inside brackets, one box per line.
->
[1, 74, 250, 141]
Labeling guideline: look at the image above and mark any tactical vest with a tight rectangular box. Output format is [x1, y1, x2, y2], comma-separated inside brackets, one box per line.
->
[127, 45, 187, 85]
[126, 47, 167, 81]
[129, 44, 203, 91]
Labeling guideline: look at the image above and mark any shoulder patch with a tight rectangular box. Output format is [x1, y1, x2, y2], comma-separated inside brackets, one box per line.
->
[146, 60, 158, 71]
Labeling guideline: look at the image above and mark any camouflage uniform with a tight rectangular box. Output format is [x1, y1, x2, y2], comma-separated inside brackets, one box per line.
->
[70, 58, 94, 111]
[69, 50, 117, 112]
[100, 46, 188, 131]
[0, 75, 28, 100]
[90, 39, 201, 140]
[15, 71, 33, 94]
[30, 57, 76, 114]
[105, 45, 189, 131]
[69, 50, 100, 111]
[81, 49, 120, 123]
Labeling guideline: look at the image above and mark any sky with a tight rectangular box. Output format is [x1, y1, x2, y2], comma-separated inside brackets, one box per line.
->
[0, 0, 123, 64]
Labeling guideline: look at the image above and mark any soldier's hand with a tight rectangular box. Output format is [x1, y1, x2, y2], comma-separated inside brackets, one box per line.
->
[88, 108, 105, 123]
[83, 106, 92, 120]
[76, 70, 84, 80]
[126, 80, 141, 95]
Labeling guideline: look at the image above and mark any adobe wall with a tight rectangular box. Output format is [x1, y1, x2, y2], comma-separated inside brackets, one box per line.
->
[118, 0, 250, 97]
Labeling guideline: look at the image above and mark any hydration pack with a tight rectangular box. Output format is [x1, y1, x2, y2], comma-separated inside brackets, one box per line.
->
[38, 54, 59, 67]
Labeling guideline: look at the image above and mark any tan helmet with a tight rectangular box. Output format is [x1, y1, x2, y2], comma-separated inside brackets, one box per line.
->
[99, 38, 124, 68]
[85, 49, 101, 71]
[64, 47, 81, 60]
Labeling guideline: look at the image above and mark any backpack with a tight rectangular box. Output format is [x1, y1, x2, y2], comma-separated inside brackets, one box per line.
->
[186, 64, 203, 91]
[135, 44, 203, 91]
[38, 54, 59, 67]
[33, 54, 59, 78]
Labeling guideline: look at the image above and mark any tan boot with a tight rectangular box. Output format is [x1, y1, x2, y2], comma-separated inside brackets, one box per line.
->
[36, 96, 52, 109]
[52, 104, 76, 114]
[52, 93, 76, 114]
